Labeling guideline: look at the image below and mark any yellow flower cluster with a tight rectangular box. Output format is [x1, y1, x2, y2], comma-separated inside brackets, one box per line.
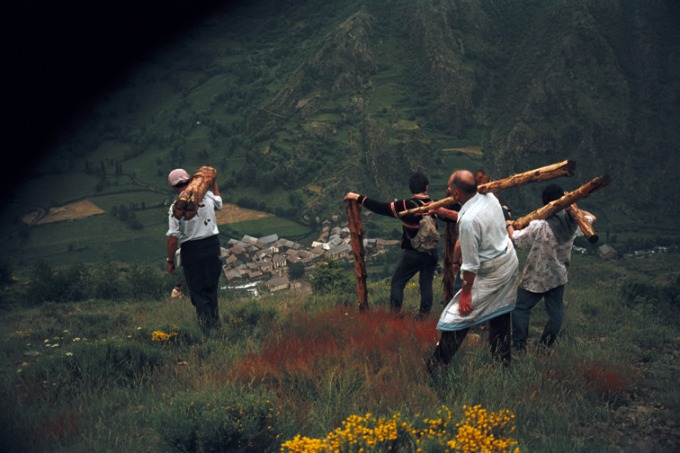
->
[280, 405, 519, 453]
[447, 405, 519, 453]
[151, 330, 177, 342]
[281, 412, 401, 453]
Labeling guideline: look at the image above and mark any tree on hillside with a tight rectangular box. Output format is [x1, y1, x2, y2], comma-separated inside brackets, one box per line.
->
[309, 260, 353, 295]
[288, 262, 305, 281]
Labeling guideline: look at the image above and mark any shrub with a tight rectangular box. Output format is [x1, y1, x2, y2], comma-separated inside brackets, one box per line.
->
[0, 260, 13, 287]
[124, 264, 168, 300]
[24, 261, 89, 304]
[309, 260, 354, 295]
[18, 339, 164, 400]
[221, 302, 278, 341]
[617, 278, 659, 309]
[662, 274, 680, 307]
[153, 389, 281, 453]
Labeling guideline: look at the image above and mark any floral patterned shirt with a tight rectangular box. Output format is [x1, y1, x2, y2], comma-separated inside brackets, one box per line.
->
[511, 215, 589, 293]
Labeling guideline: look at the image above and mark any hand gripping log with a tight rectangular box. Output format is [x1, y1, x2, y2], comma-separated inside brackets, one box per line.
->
[511, 175, 611, 238]
[397, 160, 576, 217]
[345, 200, 369, 311]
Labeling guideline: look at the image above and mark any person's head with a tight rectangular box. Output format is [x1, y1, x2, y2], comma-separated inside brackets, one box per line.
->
[475, 169, 490, 185]
[168, 169, 190, 192]
[542, 183, 565, 205]
[448, 169, 477, 204]
[409, 172, 429, 194]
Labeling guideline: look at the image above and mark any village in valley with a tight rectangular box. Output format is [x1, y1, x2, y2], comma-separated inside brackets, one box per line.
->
[218, 215, 400, 295]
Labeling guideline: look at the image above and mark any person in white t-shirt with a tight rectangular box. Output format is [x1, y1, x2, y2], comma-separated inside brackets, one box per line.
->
[166, 168, 223, 334]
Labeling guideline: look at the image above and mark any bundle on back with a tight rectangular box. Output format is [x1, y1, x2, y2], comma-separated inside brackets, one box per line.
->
[172, 166, 217, 220]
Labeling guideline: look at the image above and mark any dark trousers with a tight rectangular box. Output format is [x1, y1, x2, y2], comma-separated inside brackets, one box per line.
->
[428, 312, 512, 371]
[512, 285, 565, 349]
[390, 249, 438, 314]
[181, 235, 222, 333]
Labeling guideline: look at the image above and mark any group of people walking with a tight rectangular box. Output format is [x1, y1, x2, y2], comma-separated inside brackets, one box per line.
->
[163, 165, 595, 371]
[345, 168, 595, 370]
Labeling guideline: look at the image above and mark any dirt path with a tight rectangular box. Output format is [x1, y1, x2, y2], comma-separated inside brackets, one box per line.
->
[215, 203, 272, 225]
[23, 200, 105, 225]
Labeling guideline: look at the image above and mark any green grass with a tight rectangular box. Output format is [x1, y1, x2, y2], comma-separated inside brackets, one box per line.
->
[0, 252, 678, 452]
[225, 217, 312, 240]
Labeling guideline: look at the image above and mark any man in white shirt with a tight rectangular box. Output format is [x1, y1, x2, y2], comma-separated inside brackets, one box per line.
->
[507, 183, 596, 352]
[166, 168, 223, 334]
[428, 169, 519, 372]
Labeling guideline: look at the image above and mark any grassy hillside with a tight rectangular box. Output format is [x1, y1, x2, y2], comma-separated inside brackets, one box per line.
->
[0, 252, 678, 452]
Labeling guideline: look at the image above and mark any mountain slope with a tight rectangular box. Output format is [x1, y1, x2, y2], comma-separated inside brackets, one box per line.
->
[3, 0, 679, 269]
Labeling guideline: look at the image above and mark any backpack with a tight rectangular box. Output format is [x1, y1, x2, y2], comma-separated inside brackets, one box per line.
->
[409, 200, 440, 252]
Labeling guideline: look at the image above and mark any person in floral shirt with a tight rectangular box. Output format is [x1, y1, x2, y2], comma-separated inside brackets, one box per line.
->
[506, 184, 596, 352]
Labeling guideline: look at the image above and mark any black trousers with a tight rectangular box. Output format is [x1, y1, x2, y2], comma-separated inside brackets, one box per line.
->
[390, 249, 438, 314]
[428, 312, 512, 371]
[181, 235, 222, 333]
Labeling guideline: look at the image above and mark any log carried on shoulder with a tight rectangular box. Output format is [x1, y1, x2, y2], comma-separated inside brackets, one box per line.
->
[397, 160, 576, 217]
[566, 203, 599, 243]
[511, 174, 611, 233]
[477, 159, 575, 194]
[172, 166, 217, 220]
[397, 196, 456, 216]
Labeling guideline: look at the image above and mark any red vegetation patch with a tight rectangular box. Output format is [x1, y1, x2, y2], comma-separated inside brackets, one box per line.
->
[574, 359, 633, 397]
[229, 306, 438, 385]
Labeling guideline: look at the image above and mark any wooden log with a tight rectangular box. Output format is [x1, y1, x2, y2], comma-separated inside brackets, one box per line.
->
[398, 160, 576, 216]
[172, 166, 217, 220]
[512, 175, 610, 231]
[477, 160, 576, 194]
[442, 221, 458, 303]
[566, 203, 599, 244]
[398, 197, 456, 217]
[345, 200, 369, 311]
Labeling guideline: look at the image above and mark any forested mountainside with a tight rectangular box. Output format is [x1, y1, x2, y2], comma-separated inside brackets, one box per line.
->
[240, 0, 680, 215]
[6, 0, 680, 233]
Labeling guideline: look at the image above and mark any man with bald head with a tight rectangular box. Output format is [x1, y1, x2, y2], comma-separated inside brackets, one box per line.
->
[427, 169, 519, 371]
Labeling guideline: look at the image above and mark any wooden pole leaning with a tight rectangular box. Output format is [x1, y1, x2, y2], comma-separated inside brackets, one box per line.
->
[442, 221, 458, 303]
[345, 200, 369, 311]
[511, 175, 611, 232]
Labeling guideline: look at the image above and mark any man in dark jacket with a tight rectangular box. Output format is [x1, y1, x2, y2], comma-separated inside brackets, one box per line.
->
[345, 172, 457, 317]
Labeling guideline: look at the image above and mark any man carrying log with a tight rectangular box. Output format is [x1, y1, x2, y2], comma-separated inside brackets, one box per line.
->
[344, 172, 457, 318]
[506, 183, 596, 352]
[166, 167, 223, 334]
[427, 169, 519, 372]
